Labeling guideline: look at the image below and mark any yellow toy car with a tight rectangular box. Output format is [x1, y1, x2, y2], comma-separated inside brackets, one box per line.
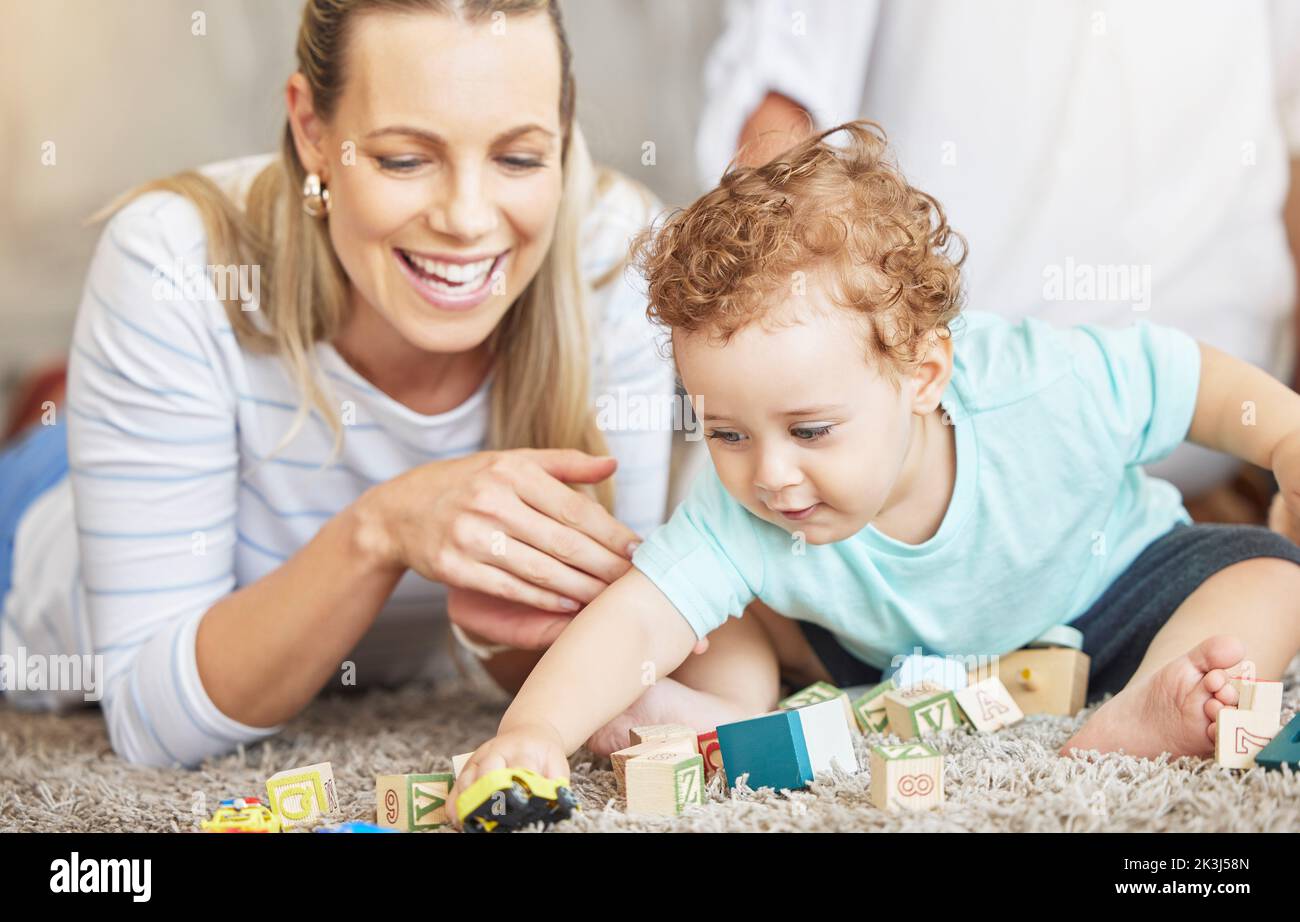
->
[455, 767, 579, 834]
[200, 796, 282, 833]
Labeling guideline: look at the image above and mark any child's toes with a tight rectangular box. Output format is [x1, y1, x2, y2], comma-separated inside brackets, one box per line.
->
[1204, 667, 1226, 692]
[1211, 674, 1239, 706]
[1187, 635, 1246, 676]
[1204, 695, 1228, 723]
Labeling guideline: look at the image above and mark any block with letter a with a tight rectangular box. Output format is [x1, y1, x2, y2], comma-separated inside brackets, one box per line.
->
[265, 761, 340, 829]
[953, 676, 1024, 732]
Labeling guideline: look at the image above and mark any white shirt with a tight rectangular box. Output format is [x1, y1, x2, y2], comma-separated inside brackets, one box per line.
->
[1, 154, 675, 767]
[698, 0, 1300, 494]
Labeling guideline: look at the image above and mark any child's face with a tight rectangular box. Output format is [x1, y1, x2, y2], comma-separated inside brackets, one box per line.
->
[674, 292, 950, 545]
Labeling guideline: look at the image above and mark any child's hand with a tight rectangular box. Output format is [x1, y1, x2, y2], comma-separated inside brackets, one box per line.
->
[446, 722, 570, 829]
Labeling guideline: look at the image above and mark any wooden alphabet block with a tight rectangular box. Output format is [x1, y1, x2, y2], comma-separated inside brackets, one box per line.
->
[994, 647, 1089, 716]
[778, 680, 842, 709]
[265, 761, 339, 829]
[1227, 679, 1283, 723]
[794, 697, 860, 776]
[375, 772, 455, 831]
[451, 752, 472, 779]
[869, 742, 944, 812]
[779, 681, 857, 732]
[953, 676, 1024, 732]
[612, 735, 697, 791]
[883, 681, 965, 739]
[850, 680, 894, 734]
[1256, 712, 1300, 772]
[629, 724, 697, 747]
[716, 710, 813, 792]
[1215, 708, 1281, 770]
[625, 752, 706, 816]
[697, 730, 724, 779]
[715, 700, 860, 792]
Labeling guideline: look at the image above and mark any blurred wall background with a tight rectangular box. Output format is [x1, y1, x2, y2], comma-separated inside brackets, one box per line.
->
[0, 0, 723, 411]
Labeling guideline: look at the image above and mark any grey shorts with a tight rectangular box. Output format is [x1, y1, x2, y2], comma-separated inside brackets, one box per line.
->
[796, 523, 1300, 705]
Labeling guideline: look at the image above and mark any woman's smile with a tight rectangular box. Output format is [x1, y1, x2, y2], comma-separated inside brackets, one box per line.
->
[394, 247, 511, 312]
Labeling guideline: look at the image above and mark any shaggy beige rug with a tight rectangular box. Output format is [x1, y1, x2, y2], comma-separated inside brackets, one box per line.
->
[3, 648, 1299, 833]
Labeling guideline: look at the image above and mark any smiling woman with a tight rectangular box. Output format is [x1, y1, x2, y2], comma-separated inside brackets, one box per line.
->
[0, 0, 678, 768]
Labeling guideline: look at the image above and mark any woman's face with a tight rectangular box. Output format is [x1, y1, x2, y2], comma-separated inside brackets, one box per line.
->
[293, 11, 565, 356]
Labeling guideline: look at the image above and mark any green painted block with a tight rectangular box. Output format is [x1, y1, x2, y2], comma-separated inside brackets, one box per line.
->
[872, 741, 940, 762]
[407, 772, 454, 830]
[851, 680, 895, 733]
[672, 755, 706, 811]
[779, 680, 843, 710]
[910, 691, 963, 736]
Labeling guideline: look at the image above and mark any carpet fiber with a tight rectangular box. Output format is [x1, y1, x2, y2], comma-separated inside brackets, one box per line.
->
[3, 652, 1299, 833]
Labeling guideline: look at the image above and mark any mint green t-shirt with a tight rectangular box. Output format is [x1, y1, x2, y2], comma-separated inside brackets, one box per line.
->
[631, 311, 1202, 668]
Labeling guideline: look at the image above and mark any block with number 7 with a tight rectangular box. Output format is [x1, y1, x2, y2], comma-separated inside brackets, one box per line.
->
[1215, 709, 1280, 770]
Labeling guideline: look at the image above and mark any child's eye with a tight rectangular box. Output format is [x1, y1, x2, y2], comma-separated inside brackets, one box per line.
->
[706, 430, 744, 444]
[792, 425, 834, 441]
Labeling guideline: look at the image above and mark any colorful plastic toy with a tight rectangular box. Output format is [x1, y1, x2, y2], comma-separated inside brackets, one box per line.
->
[455, 767, 579, 833]
[200, 796, 281, 833]
[314, 820, 399, 833]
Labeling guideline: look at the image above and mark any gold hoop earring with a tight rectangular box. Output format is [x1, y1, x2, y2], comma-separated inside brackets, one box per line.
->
[302, 172, 331, 218]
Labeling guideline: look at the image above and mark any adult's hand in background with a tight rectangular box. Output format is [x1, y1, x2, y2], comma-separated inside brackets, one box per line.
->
[447, 584, 711, 655]
[736, 91, 814, 167]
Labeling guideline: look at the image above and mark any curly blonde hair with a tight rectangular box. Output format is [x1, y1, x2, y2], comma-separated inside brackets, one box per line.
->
[634, 120, 967, 377]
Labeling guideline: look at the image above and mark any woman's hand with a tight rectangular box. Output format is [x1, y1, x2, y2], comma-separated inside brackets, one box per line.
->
[446, 585, 573, 651]
[446, 584, 711, 655]
[359, 448, 640, 614]
[446, 723, 570, 829]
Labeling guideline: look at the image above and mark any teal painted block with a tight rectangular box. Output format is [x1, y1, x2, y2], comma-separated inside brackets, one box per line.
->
[1256, 712, 1300, 772]
[716, 710, 813, 792]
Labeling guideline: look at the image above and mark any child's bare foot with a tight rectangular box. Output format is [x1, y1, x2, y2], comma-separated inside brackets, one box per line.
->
[1058, 635, 1245, 760]
[584, 677, 760, 759]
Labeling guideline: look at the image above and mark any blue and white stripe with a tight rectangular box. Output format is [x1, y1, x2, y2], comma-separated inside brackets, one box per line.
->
[1, 155, 675, 767]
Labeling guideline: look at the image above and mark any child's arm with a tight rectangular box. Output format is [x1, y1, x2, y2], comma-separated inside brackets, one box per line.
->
[1187, 341, 1300, 475]
[446, 565, 700, 825]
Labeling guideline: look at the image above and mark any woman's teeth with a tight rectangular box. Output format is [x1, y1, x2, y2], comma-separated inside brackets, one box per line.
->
[403, 251, 495, 289]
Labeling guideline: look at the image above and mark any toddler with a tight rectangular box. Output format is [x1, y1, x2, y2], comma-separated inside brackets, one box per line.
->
[449, 122, 1300, 820]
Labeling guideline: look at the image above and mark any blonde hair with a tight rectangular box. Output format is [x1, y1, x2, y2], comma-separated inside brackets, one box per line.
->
[634, 120, 966, 380]
[93, 0, 615, 511]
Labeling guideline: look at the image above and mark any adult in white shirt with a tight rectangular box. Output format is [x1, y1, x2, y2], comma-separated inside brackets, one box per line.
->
[698, 0, 1300, 500]
[0, 0, 686, 768]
